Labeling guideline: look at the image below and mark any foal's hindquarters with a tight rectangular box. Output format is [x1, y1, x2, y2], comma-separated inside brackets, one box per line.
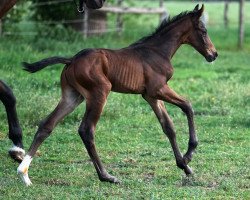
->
[17, 57, 120, 185]
[0, 80, 25, 162]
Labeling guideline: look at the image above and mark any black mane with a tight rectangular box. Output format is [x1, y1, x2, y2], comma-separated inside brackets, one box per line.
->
[130, 10, 194, 47]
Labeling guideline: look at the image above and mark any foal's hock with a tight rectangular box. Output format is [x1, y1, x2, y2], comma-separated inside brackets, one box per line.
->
[18, 4, 217, 186]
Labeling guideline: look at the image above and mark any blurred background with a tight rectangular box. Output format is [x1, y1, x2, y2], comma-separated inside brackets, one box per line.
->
[0, 0, 249, 49]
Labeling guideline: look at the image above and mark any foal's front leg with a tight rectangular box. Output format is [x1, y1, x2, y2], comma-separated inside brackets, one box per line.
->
[143, 95, 192, 175]
[155, 84, 198, 168]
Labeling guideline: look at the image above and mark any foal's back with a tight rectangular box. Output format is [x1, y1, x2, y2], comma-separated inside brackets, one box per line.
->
[64, 48, 146, 94]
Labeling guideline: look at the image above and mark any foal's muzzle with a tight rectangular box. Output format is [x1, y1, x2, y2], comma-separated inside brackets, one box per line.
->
[206, 51, 218, 62]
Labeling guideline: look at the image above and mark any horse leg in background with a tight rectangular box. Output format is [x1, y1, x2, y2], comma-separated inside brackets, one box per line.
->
[17, 85, 83, 186]
[78, 86, 120, 183]
[155, 85, 198, 172]
[0, 80, 24, 162]
[0, 0, 17, 19]
[76, 0, 105, 12]
[143, 95, 193, 175]
[85, 0, 105, 9]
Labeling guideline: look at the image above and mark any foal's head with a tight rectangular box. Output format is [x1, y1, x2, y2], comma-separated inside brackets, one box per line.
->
[185, 4, 218, 62]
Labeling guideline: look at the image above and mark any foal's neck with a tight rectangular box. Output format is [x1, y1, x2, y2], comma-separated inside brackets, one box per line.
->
[152, 17, 193, 60]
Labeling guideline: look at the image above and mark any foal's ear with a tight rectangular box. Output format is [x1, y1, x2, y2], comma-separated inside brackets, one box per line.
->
[193, 4, 204, 18]
[193, 4, 199, 11]
[196, 4, 204, 18]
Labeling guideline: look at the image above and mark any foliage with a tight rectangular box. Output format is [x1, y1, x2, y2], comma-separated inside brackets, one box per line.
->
[34, 23, 83, 42]
[3, 1, 34, 22]
[2, 1, 34, 33]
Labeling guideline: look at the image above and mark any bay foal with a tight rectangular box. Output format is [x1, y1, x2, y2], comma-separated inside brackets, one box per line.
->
[18, 5, 217, 185]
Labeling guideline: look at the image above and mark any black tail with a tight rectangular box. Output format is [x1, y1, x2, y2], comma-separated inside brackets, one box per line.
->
[22, 57, 72, 73]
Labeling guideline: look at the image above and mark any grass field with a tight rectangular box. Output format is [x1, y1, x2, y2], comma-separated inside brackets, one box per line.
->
[0, 1, 250, 199]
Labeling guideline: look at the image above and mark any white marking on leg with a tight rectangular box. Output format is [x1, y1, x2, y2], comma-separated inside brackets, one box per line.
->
[9, 145, 25, 155]
[17, 155, 33, 186]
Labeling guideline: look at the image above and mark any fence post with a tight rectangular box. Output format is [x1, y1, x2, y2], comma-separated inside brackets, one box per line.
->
[238, 0, 244, 49]
[116, 0, 123, 34]
[159, 0, 165, 22]
[83, 4, 88, 38]
[224, 1, 229, 28]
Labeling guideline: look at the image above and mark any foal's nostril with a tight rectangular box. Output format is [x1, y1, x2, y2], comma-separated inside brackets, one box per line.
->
[215, 52, 218, 57]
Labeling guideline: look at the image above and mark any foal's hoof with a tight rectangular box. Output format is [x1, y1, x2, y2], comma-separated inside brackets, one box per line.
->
[8, 146, 25, 163]
[183, 165, 193, 176]
[17, 156, 33, 186]
[17, 170, 32, 186]
[99, 173, 121, 184]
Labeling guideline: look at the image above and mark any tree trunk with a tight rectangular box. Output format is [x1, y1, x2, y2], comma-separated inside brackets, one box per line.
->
[83, 5, 88, 38]
[116, 0, 123, 35]
[224, 1, 229, 28]
[86, 9, 107, 36]
[0, 19, 2, 36]
[238, 0, 244, 49]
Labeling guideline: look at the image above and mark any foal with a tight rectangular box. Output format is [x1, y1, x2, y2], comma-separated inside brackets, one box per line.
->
[18, 4, 217, 185]
[0, 80, 25, 162]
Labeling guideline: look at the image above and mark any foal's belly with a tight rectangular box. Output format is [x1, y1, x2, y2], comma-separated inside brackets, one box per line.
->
[108, 65, 145, 94]
[111, 84, 145, 94]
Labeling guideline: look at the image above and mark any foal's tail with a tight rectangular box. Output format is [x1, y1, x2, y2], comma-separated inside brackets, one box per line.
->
[22, 57, 72, 73]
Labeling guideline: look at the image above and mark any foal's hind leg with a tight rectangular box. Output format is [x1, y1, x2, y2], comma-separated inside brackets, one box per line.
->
[0, 80, 24, 162]
[17, 87, 83, 186]
[78, 87, 119, 183]
[143, 95, 192, 175]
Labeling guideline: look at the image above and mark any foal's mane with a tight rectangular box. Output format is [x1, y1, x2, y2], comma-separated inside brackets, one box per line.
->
[130, 10, 195, 47]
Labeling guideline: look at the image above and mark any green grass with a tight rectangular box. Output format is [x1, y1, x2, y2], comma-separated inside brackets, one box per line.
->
[0, 1, 250, 199]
